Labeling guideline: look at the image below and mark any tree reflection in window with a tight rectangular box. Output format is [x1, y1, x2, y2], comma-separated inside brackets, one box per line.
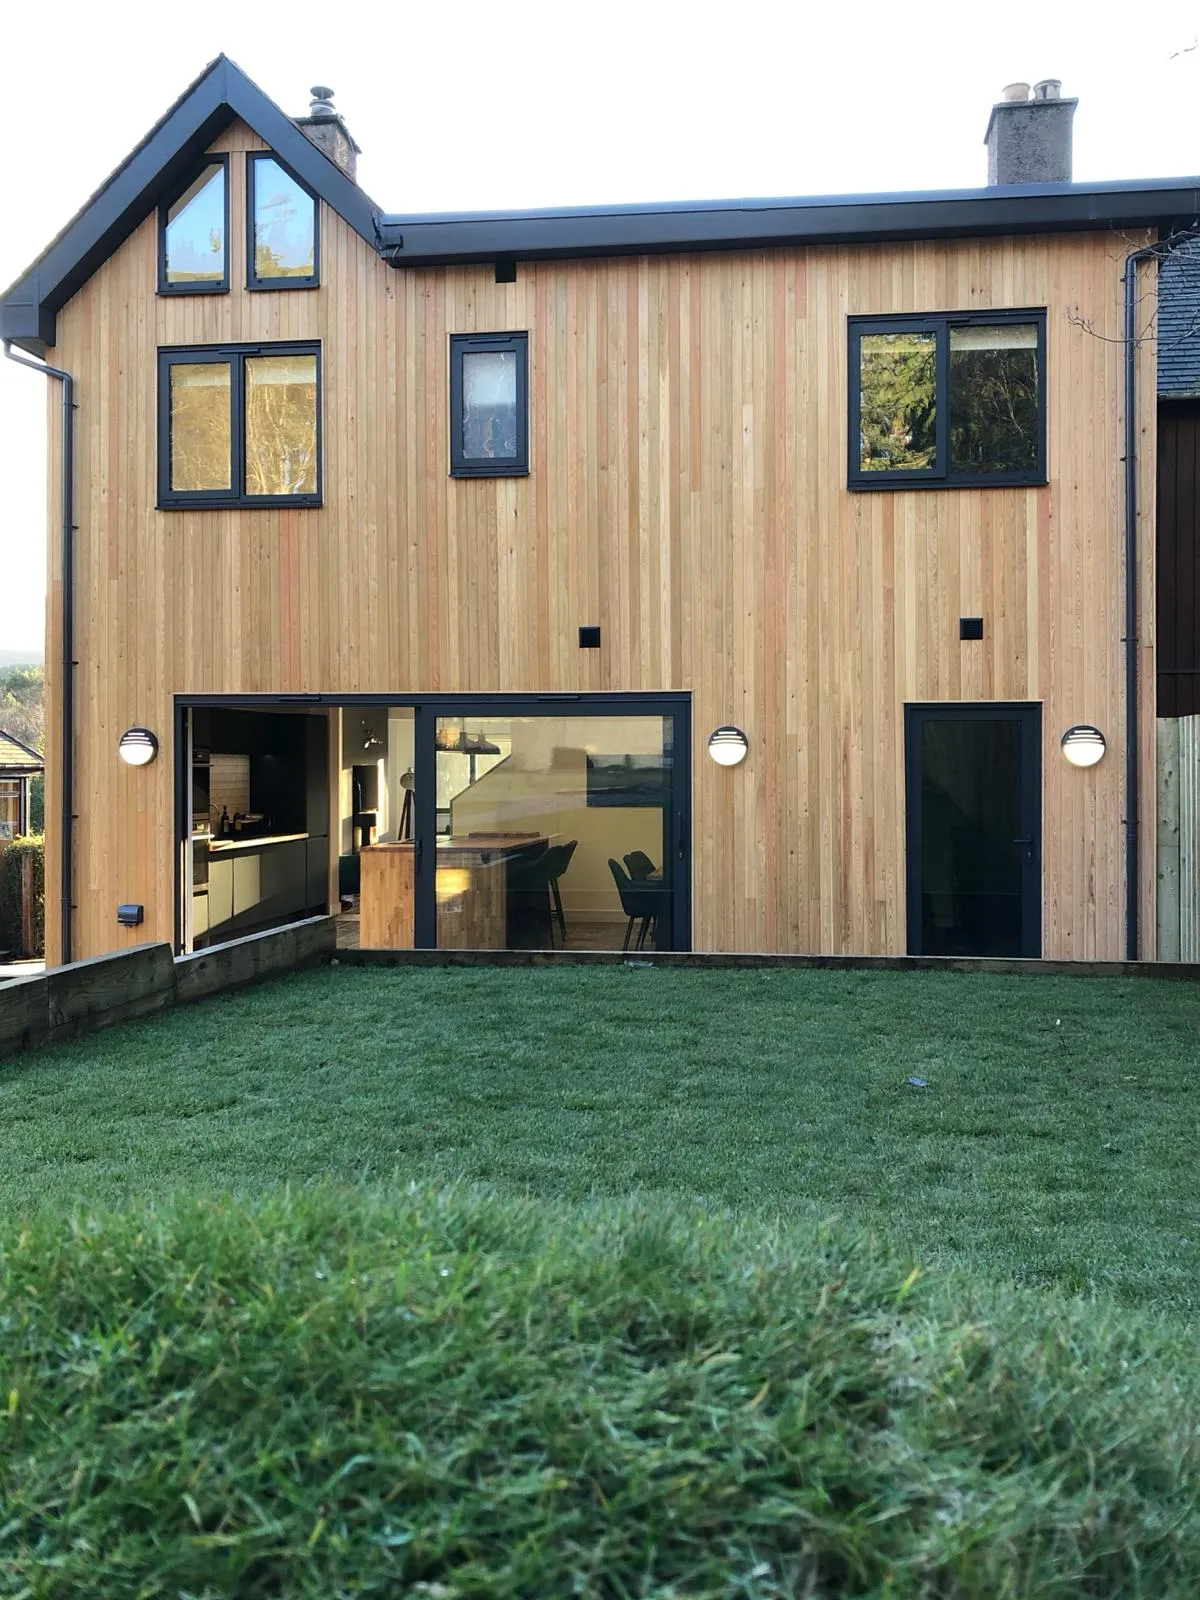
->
[858, 331, 936, 472]
[245, 355, 318, 495]
[163, 163, 226, 287]
[949, 325, 1039, 475]
[169, 362, 232, 491]
[250, 156, 317, 283]
[462, 350, 518, 461]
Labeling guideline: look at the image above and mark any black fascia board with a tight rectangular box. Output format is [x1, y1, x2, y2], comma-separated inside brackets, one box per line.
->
[0, 55, 382, 357]
[379, 178, 1200, 267]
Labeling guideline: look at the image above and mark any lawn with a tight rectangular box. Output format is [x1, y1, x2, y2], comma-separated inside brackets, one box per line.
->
[1, 962, 1196, 1315]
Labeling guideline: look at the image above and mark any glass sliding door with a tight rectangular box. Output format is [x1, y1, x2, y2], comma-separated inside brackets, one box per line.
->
[418, 701, 689, 951]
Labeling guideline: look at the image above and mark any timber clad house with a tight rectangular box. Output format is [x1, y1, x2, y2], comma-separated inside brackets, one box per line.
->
[2, 58, 1199, 967]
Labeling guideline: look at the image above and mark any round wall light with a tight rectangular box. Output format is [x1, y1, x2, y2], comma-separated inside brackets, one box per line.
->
[118, 727, 158, 767]
[708, 726, 749, 767]
[1061, 724, 1106, 768]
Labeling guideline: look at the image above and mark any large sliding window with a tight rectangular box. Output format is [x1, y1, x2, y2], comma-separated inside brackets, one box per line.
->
[849, 310, 1046, 488]
[247, 153, 319, 289]
[158, 343, 321, 508]
[158, 158, 229, 294]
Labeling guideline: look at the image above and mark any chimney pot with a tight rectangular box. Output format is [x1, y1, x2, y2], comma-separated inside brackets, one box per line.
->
[309, 85, 336, 118]
[985, 78, 1076, 185]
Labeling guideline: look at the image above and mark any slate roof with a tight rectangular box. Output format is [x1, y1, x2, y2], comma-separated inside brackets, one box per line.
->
[1159, 235, 1200, 397]
[0, 731, 43, 773]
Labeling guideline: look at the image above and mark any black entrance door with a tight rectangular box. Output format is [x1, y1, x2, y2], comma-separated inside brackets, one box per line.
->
[905, 703, 1041, 958]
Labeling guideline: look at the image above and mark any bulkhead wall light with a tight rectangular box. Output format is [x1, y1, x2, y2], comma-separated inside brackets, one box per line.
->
[708, 726, 749, 767]
[118, 727, 158, 767]
[1061, 725, 1106, 768]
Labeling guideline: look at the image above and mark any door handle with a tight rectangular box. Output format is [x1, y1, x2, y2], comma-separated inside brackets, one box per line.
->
[1012, 837, 1033, 845]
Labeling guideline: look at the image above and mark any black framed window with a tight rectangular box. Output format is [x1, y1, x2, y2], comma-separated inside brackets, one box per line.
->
[849, 310, 1046, 488]
[449, 332, 529, 477]
[158, 157, 229, 294]
[158, 343, 321, 508]
[247, 153, 319, 289]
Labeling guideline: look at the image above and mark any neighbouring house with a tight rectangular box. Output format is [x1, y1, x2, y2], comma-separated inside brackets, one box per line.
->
[0, 730, 42, 841]
[1, 59, 1197, 966]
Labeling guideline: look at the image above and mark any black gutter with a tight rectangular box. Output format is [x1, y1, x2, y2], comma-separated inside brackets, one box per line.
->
[1122, 243, 1161, 962]
[3, 342, 74, 965]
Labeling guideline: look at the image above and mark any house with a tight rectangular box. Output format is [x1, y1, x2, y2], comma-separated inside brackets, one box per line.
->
[2, 59, 1196, 967]
[0, 730, 42, 840]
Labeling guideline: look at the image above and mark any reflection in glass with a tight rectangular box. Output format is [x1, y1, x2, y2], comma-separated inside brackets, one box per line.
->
[920, 718, 1022, 957]
[245, 355, 318, 496]
[858, 330, 936, 472]
[163, 163, 226, 285]
[433, 715, 673, 951]
[252, 158, 316, 280]
[949, 324, 1039, 475]
[0, 779, 20, 840]
[169, 362, 232, 491]
[462, 351, 518, 460]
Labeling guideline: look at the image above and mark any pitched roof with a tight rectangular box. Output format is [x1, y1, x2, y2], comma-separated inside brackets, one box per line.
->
[0, 56, 381, 357]
[1159, 235, 1200, 397]
[0, 731, 43, 771]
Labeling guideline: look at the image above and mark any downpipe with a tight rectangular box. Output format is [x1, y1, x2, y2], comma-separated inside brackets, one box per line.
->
[3, 341, 75, 966]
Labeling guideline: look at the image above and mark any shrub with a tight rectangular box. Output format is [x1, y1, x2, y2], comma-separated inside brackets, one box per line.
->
[1, 1185, 1198, 1597]
[0, 833, 44, 957]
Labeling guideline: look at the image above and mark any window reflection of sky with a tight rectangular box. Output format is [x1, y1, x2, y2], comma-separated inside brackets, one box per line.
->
[165, 165, 225, 282]
[254, 159, 315, 276]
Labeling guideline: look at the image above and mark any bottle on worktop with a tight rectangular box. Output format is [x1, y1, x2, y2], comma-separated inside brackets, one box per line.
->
[219, 806, 231, 839]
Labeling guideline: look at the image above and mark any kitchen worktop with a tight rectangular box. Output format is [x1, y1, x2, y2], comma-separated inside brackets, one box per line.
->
[206, 832, 309, 855]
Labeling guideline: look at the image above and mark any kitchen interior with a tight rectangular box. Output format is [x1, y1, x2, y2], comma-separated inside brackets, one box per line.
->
[189, 707, 331, 950]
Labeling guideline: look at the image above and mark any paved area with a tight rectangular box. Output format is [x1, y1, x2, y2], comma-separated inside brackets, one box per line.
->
[0, 960, 44, 983]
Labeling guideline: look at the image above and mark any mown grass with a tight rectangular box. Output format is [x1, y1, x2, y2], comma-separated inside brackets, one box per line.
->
[2, 1184, 1199, 1598]
[1, 964, 1197, 1313]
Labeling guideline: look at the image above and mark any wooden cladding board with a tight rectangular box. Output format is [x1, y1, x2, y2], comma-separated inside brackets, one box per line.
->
[41, 119, 1157, 963]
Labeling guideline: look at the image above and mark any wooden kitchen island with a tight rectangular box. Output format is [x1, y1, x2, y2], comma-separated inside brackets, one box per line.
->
[359, 835, 549, 949]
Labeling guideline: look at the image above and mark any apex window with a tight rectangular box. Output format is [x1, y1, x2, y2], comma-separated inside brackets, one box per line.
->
[158, 343, 321, 508]
[158, 158, 228, 294]
[247, 153, 319, 288]
[848, 310, 1046, 488]
[449, 333, 529, 477]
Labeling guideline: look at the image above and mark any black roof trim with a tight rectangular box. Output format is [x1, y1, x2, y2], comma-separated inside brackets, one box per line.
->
[379, 178, 1200, 266]
[0, 55, 381, 356]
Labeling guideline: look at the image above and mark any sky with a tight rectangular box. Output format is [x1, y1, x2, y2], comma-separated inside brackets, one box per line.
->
[2, 0, 1200, 656]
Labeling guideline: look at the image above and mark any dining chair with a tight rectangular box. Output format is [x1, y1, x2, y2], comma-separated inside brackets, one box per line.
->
[506, 844, 558, 947]
[623, 850, 657, 881]
[608, 858, 661, 952]
[544, 839, 578, 941]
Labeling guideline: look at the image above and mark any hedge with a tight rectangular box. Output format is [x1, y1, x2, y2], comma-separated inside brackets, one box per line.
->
[0, 833, 44, 958]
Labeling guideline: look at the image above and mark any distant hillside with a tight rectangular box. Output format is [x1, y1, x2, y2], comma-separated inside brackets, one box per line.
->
[0, 648, 43, 668]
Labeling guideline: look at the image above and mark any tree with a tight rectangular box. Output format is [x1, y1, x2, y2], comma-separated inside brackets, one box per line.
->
[0, 665, 44, 754]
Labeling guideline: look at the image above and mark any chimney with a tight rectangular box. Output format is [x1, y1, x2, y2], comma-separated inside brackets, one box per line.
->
[984, 79, 1077, 185]
[294, 86, 361, 183]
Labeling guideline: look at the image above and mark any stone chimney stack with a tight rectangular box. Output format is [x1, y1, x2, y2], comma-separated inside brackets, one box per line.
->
[294, 86, 361, 183]
[985, 79, 1077, 185]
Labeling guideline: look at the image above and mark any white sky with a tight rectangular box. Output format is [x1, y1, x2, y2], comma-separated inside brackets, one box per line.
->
[2, 0, 1199, 655]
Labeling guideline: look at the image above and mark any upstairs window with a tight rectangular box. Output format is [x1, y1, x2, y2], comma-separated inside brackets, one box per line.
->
[158, 343, 321, 508]
[449, 332, 529, 477]
[159, 158, 228, 294]
[848, 310, 1046, 488]
[247, 153, 319, 288]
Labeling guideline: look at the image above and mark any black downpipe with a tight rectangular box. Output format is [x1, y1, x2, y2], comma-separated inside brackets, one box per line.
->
[3, 342, 75, 966]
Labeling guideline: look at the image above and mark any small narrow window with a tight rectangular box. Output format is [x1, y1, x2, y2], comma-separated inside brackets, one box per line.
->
[849, 310, 1046, 488]
[247, 153, 319, 288]
[158, 343, 321, 508]
[449, 332, 529, 477]
[159, 158, 229, 294]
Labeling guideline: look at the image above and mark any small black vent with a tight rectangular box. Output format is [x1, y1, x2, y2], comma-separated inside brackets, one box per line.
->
[494, 258, 517, 284]
[117, 903, 144, 927]
[959, 616, 984, 641]
[579, 626, 601, 649]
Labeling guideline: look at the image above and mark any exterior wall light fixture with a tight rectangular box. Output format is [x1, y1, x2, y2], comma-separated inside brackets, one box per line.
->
[1061, 724, 1105, 768]
[118, 727, 158, 767]
[708, 726, 749, 766]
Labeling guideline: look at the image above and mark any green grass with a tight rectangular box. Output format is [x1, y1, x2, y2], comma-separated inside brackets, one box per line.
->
[1, 964, 1197, 1313]
[3, 1185, 1200, 1598]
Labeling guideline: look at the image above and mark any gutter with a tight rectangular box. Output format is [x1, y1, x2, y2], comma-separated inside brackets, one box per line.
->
[3, 341, 75, 965]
